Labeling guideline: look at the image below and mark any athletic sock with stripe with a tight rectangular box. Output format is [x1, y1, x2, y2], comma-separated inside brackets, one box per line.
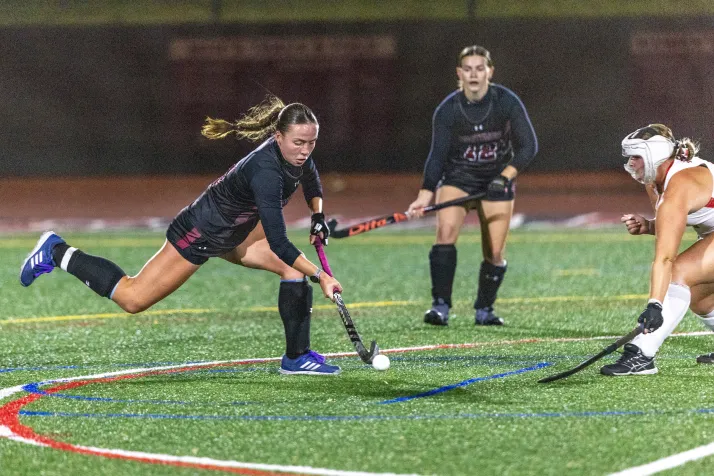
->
[52, 243, 127, 298]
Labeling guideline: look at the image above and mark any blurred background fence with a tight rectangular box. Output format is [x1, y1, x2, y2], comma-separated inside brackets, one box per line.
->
[2, 1, 713, 177]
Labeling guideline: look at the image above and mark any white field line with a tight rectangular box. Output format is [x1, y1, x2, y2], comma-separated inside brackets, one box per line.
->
[75, 444, 419, 476]
[2, 330, 711, 400]
[608, 442, 714, 476]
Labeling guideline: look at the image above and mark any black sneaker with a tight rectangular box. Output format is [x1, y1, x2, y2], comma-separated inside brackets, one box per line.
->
[600, 343, 658, 376]
[696, 353, 714, 364]
[424, 299, 449, 326]
[475, 307, 504, 326]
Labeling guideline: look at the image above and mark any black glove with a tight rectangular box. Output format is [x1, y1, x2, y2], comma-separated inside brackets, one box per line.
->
[487, 174, 510, 200]
[310, 212, 329, 245]
[637, 301, 663, 333]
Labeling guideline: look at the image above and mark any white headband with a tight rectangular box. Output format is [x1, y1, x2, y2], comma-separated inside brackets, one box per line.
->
[622, 133, 674, 184]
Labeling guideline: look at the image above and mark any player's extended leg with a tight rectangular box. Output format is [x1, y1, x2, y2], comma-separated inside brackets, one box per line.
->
[110, 241, 200, 313]
[20, 231, 200, 314]
[672, 235, 714, 365]
[473, 199, 514, 326]
[424, 185, 468, 326]
[221, 223, 340, 375]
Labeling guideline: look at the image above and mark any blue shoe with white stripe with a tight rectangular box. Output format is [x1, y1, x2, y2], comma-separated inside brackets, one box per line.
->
[20, 231, 65, 287]
[279, 350, 341, 376]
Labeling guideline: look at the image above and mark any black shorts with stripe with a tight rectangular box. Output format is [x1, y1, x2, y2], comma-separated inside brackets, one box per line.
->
[166, 209, 257, 265]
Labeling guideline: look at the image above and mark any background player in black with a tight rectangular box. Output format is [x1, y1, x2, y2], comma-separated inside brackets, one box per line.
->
[20, 95, 344, 375]
[408, 45, 538, 327]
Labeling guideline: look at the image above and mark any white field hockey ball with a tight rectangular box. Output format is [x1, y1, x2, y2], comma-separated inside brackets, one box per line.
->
[371, 354, 390, 371]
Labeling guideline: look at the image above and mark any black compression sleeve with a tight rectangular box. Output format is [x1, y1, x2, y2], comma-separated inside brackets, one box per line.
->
[421, 103, 453, 192]
[251, 169, 302, 266]
[301, 157, 323, 204]
[507, 97, 538, 172]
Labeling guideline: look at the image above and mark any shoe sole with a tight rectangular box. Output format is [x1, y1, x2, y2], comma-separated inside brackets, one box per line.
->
[475, 318, 505, 326]
[601, 368, 658, 376]
[697, 358, 714, 364]
[279, 368, 341, 376]
[19, 231, 56, 287]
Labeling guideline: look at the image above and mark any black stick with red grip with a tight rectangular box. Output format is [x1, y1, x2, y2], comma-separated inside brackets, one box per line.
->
[327, 192, 486, 239]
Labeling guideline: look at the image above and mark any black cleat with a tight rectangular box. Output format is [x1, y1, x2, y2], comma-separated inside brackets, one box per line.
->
[696, 353, 714, 364]
[475, 307, 504, 326]
[600, 343, 658, 376]
[424, 300, 449, 326]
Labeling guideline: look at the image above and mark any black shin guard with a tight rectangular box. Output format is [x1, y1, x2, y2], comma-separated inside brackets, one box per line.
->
[279, 280, 312, 359]
[474, 261, 507, 310]
[429, 244, 457, 307]
[53, 244, 126, 298]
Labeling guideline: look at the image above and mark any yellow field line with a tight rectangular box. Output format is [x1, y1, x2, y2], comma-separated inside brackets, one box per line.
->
[1, 294, 648, 325]
[249, 300, 414, 313]
[0, 232, 700, 248]
[0, 309, 214, 324]
[552, 268, 599, 276]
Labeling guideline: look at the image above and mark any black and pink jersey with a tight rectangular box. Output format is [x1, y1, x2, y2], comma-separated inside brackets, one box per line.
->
[172, 137, 322, 266]
[421, 84, 538, 192]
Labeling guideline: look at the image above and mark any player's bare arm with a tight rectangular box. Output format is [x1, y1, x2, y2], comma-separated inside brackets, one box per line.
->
[650, 169, 712, 302]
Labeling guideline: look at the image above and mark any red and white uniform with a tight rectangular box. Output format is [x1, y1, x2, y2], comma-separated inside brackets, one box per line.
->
[658, 157, 714, 237]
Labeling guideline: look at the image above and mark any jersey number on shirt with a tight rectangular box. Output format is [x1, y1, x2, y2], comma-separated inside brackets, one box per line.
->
[464, 142, 499, 163]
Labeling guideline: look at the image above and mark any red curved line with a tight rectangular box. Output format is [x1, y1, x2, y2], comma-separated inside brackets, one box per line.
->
[0, 363, 299, 475]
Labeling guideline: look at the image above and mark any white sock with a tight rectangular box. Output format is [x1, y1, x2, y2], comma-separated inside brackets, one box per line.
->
[631, 283, 691, 357]
[697, 309, 714, 332]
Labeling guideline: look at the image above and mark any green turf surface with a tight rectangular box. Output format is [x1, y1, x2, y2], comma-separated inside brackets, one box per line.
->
[2, 228, 714, 475]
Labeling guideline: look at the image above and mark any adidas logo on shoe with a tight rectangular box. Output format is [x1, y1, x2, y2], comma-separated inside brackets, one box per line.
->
[279, 350, 341, 376]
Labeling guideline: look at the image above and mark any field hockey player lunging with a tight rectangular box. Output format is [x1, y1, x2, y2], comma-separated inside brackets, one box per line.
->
[20, 95, 343, 376]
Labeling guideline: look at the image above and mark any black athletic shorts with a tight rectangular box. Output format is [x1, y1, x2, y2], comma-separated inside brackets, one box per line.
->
[166, 209, 257, 265]
[439, 173, 516, 203]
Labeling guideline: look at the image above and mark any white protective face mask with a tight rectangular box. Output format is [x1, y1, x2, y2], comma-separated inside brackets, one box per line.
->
[621, 133, 674, 184]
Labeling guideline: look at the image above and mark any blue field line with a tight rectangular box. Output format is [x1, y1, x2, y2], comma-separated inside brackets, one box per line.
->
[18, 408, 663, 422]
[0, 365, 82, 374]
[378, 363, 552, 404]
[21, 383, 255, 406]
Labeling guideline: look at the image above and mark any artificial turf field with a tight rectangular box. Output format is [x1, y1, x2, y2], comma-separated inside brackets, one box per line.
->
[2, 228, 714, 476]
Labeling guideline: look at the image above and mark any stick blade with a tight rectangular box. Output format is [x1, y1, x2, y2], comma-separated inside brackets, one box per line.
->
[538, 371, 576, 384]
[537, 325, 644, 384]
[368, 340, 379, 361]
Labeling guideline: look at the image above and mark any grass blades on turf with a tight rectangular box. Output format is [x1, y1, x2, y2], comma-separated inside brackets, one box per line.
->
[1, 228, 714, 476]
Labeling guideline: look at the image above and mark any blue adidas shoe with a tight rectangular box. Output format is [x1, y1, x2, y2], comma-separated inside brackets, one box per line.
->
[20, 231, 65, 287]
[279, 350, 341, 376]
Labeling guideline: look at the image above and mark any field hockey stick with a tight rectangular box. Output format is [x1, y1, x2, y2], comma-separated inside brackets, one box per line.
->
[313, 237, 379, 364]
[538, 324, 644, 383]
[327, 191, 486, 239]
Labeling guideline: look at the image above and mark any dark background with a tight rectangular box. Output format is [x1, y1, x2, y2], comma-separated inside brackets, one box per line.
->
[2, 16, 713, 176]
